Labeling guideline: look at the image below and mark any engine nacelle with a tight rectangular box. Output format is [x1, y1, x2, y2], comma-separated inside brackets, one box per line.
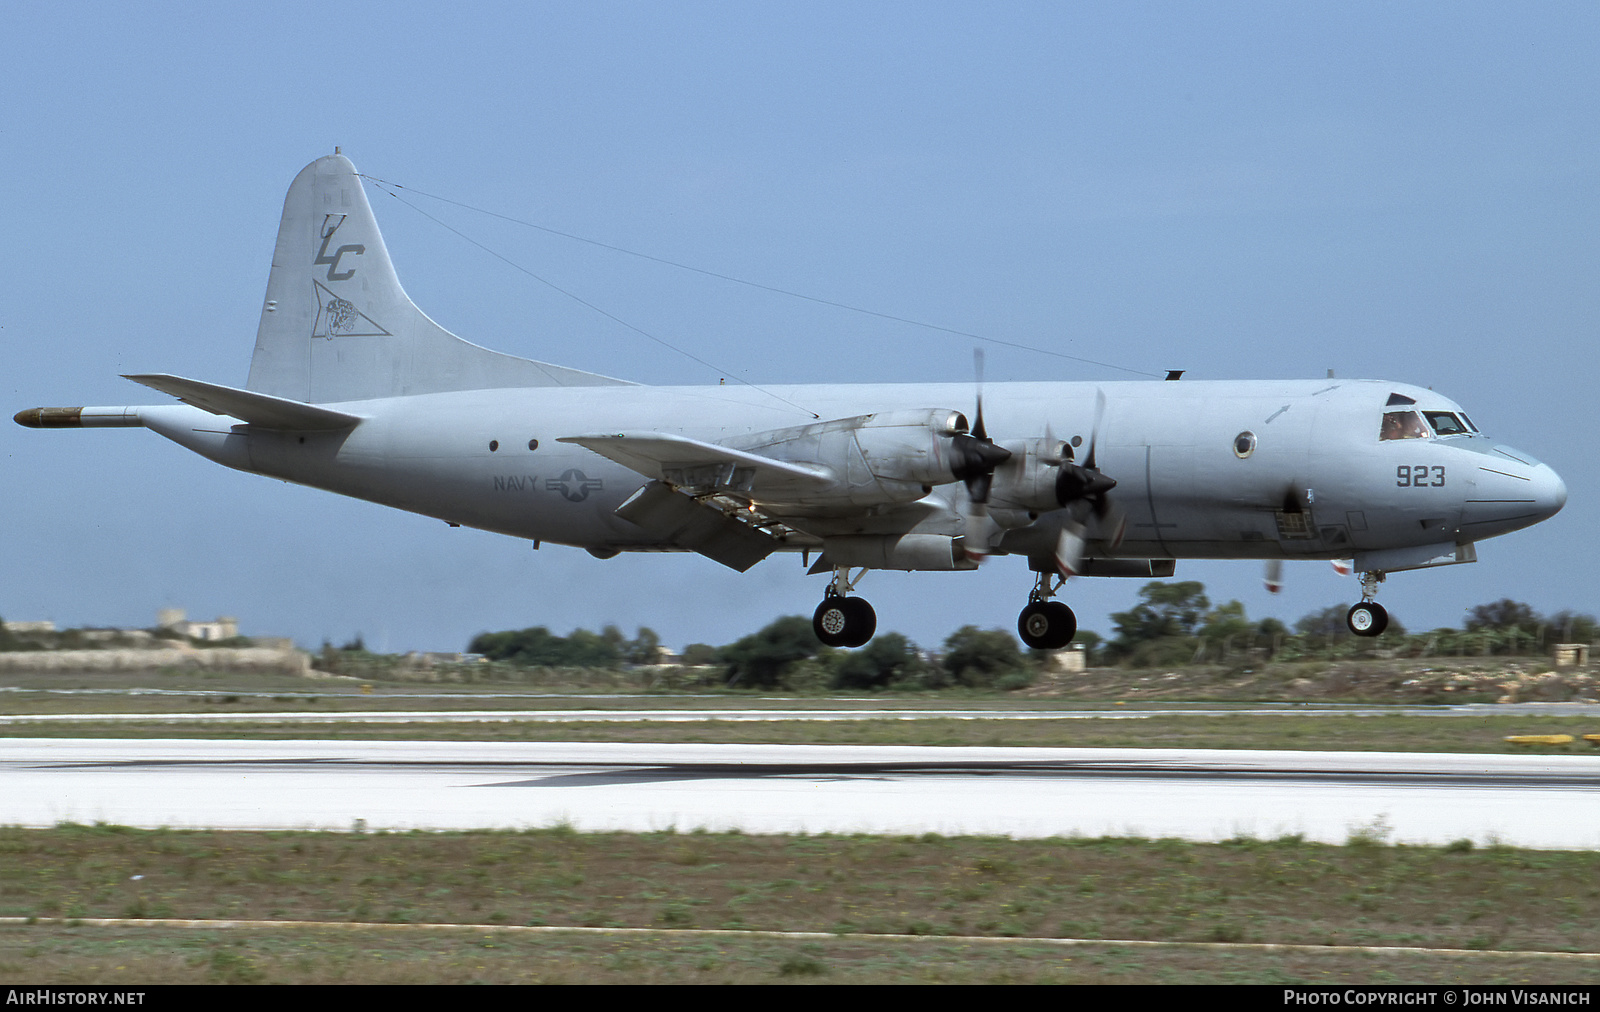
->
[989, 437, 1071, 512]
[732, 408, 969, 510]
[990, 437, 1118, 515]
[821, 533, 978, 571]
[851, 408, 968, 487]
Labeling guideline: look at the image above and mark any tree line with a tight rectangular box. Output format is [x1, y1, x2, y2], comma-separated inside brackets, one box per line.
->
[460, 584, 1596, 691]
[1100, 582, 1595, 668]
[467, 619, 1032, 691]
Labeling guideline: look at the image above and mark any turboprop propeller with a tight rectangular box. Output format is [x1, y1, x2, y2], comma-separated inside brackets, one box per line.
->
[946, 363, 1130, 574]
[950, 351, 1012, 560]
[1047, 390, 1126, 576]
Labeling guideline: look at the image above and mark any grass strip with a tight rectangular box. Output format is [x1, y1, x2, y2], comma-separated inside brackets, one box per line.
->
[4, 714, 1600, 753]
[7, 824, 1599, 983]
[4, 825, 1598, 952]
[9, 923, 1598, 984]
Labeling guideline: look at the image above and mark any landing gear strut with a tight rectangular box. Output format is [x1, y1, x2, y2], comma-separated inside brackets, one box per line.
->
[813, 567, 876, 648]
[1017, 570, 1077, 650]
[1346, 571, 1389, 637]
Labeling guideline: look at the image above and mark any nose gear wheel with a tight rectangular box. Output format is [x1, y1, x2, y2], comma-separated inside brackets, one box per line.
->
[1346, 601, 1389, 637]
[1347, 571, 1390, 637]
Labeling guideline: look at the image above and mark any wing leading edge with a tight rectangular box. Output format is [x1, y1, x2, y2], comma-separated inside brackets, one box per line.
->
[558, 432, 832, 495]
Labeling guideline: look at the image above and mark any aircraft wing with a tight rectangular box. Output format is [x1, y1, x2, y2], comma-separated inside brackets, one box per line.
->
[559, 431, 844, 571]
[124, 374, 364, 430]
[557, 432, 832, 496]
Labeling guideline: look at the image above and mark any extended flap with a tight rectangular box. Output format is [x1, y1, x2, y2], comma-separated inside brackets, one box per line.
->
[615, 481, 779, 572]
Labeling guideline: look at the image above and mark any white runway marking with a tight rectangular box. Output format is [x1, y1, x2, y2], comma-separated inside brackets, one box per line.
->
[4, 739, 1597, 848]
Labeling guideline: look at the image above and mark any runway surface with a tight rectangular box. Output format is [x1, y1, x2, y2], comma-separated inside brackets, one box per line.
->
[5, 738, 1598, 848]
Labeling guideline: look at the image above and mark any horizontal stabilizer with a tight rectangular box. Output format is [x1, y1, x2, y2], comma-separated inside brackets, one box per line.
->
[124, 374, 363, 430]
[559, 432, 830, 492]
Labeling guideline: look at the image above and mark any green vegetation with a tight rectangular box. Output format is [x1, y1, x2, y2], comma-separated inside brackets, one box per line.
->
[831, 633, 931, 690]
[431, 586, 1597, 693]
[717, 616, 820, 688]
[940, 626, 1031, 688]
[5, 584, 1592, 693]
[1, 826, 1597, 983]
[12, 925, 1594, 984]
[449, 615, 1036, 692]
[466, 624, 664, 668]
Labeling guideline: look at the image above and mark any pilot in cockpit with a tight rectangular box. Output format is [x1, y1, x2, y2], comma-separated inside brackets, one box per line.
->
[1381, 408, 1479, 441]
[1380, 410, 1430, 441]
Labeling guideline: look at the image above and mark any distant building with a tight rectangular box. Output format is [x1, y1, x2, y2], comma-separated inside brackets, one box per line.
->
[1046, 644, 1088, 672]
[2, 621, 56, 634]
[157, 609, 239, 642]
[402, 651, 484, 666]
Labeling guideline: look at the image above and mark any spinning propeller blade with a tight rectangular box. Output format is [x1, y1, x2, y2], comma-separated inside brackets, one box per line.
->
[1054, 523, 1087, 577]
[1053, 388, 1123, 549]
[1264, 559, 1284, 594]
[951, 349, 1012, 560]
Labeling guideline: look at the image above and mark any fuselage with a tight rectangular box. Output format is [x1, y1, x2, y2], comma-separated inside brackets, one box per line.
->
[136, 375, 1565, 570]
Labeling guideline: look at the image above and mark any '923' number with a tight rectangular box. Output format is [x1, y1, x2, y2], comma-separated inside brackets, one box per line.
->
[1397, 465, 1445, 487]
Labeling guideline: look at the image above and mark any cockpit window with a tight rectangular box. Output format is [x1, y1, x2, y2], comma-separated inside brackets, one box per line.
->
[1424, 411, 1468, 436]
[1460, 414, 1479, 432]
[1380, 411, 1429, 440]
[1385, 392, 1417, 407]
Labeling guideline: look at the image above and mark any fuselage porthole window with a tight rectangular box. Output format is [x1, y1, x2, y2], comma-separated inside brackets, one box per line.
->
[1233, 431, 1257, 458]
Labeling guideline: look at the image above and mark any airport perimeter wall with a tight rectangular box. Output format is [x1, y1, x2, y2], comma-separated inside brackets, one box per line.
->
[0, 647, 312, 676]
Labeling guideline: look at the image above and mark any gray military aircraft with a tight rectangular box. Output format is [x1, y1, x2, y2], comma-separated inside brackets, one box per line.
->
[16, 153, 1568, 649]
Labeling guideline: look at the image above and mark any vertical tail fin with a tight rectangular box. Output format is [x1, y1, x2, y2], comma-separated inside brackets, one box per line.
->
[246, 153, 630, 403]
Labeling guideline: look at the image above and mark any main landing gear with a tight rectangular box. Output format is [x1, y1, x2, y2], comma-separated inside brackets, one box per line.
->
[1017, 570, 1077, 650]
[813, 567, 876, 648]
[811, 565, 1082, 651]
[1346, 571, 1389, 637]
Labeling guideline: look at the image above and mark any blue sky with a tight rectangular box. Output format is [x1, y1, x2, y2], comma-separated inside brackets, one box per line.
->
[3, 2, 1596, 653]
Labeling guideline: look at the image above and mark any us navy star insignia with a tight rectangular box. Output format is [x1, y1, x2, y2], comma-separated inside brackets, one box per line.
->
[547, 469, 603, 502]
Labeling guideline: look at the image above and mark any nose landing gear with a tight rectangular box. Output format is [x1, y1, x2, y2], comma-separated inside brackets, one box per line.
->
[1346, 571, 1390, 637]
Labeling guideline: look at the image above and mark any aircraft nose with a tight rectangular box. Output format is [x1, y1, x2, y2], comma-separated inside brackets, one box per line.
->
[1533, 463, 1567, 521]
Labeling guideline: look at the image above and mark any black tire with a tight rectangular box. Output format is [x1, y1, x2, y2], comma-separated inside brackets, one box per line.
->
[1018, 601, 1077, 650]
[1346, 602, 1389, 638]
[813, 596, 877, 648]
